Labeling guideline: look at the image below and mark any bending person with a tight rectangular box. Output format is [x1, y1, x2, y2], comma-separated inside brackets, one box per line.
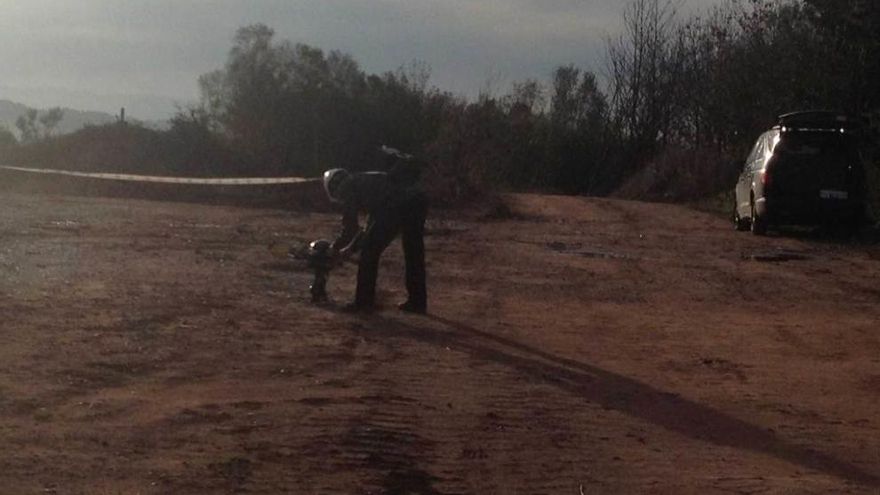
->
[323, 163, 427, 314]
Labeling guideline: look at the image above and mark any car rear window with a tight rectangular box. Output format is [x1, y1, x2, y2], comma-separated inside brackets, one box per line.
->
[774, 132, 856, 164]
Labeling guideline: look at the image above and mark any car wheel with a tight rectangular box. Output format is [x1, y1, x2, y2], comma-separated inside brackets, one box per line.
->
[734, 208, 750, 231]
[846, 207, 866, 237]
[750, 202, 767, 236]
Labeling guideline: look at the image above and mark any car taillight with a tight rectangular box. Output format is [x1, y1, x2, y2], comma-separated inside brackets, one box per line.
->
[761, 168, 772, 189]
[761, 158, 776, 189]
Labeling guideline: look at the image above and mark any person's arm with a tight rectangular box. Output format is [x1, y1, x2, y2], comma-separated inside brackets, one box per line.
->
[331, 201, 362, 255]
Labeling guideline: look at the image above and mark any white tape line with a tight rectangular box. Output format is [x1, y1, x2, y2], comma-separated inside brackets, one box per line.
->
[0, 165, 317, 185]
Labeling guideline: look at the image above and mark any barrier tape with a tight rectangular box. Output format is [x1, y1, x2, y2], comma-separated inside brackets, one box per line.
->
[0, 165, 317, 186]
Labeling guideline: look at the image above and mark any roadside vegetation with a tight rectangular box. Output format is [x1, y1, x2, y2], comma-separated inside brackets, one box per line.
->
[4, 0, 878, 214]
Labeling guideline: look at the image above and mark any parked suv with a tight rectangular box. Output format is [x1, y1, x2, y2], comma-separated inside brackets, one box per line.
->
[734, 111, 866, 235]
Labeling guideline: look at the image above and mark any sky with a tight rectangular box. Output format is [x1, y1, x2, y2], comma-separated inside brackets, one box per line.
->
[0, 0, 725, 122]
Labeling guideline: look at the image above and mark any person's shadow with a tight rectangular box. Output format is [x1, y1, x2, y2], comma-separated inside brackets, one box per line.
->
[359, 311, 879, 488]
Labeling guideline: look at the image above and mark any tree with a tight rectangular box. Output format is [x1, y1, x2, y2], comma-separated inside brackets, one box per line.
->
[15, 109, 39, 144]
[606, 0, 681, 158]
[14, 107, 65, 144]
[803, 0, 880, 114]
[549, 66, 606, 133]
[0, 125, 16, 149]
[39, 107, 64, 139]
[537, 66, 611, 192]
[194, 24, 382, 175]
[194, 24, 463, 178]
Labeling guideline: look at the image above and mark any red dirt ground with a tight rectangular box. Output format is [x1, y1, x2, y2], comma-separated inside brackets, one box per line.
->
[1, 190, 879, 494]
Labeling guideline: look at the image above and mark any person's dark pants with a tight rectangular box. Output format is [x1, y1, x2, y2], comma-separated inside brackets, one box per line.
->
[355, 194, 427, 310]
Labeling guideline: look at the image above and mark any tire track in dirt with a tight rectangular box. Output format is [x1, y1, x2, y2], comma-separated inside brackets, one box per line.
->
[272, 314, 616, 494]
[290, 330, 442, 494]
[358, 313, 880, 491]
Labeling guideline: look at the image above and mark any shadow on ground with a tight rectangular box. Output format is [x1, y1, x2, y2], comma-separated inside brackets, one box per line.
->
[764, 223, 880, 246]
[360, 312, 879, 489]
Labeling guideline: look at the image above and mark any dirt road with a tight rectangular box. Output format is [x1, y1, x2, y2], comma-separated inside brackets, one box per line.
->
[1, 191, 878, 494]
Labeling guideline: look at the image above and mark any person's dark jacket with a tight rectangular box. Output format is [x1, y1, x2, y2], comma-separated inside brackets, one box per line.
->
[331, 169, 422, 252]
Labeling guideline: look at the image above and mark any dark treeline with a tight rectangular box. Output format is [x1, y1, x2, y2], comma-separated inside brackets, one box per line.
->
[171, 23, 619, 199]
[4, 0, 878, 206]
[174, 0, 879, 201]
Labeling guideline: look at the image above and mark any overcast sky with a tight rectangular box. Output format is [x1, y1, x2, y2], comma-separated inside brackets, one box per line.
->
[0, 0, 724, 121]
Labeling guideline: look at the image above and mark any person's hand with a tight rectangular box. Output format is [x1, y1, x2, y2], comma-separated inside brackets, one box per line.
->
[335, 246, 353, 260]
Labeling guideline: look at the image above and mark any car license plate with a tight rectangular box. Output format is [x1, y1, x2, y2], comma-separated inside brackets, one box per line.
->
[819, 189, 848, 199]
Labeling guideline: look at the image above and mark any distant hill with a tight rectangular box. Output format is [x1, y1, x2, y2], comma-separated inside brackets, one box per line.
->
[0, 100, 164, 139]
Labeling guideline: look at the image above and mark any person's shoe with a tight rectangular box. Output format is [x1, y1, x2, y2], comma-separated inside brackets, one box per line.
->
[341, 302, 374, 313]
[397, 300, 427, 314]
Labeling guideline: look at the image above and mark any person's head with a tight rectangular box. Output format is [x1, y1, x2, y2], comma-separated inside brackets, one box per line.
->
[323, 168, 353, 203]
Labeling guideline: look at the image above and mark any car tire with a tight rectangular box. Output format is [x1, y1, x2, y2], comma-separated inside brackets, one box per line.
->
[750, 202, 767, 236]
[734, 208, 750, 231]
[847, 207, 866, 237]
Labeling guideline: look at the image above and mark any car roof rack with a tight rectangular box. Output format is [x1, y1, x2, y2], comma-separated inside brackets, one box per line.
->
[776, 111, 862, 131]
